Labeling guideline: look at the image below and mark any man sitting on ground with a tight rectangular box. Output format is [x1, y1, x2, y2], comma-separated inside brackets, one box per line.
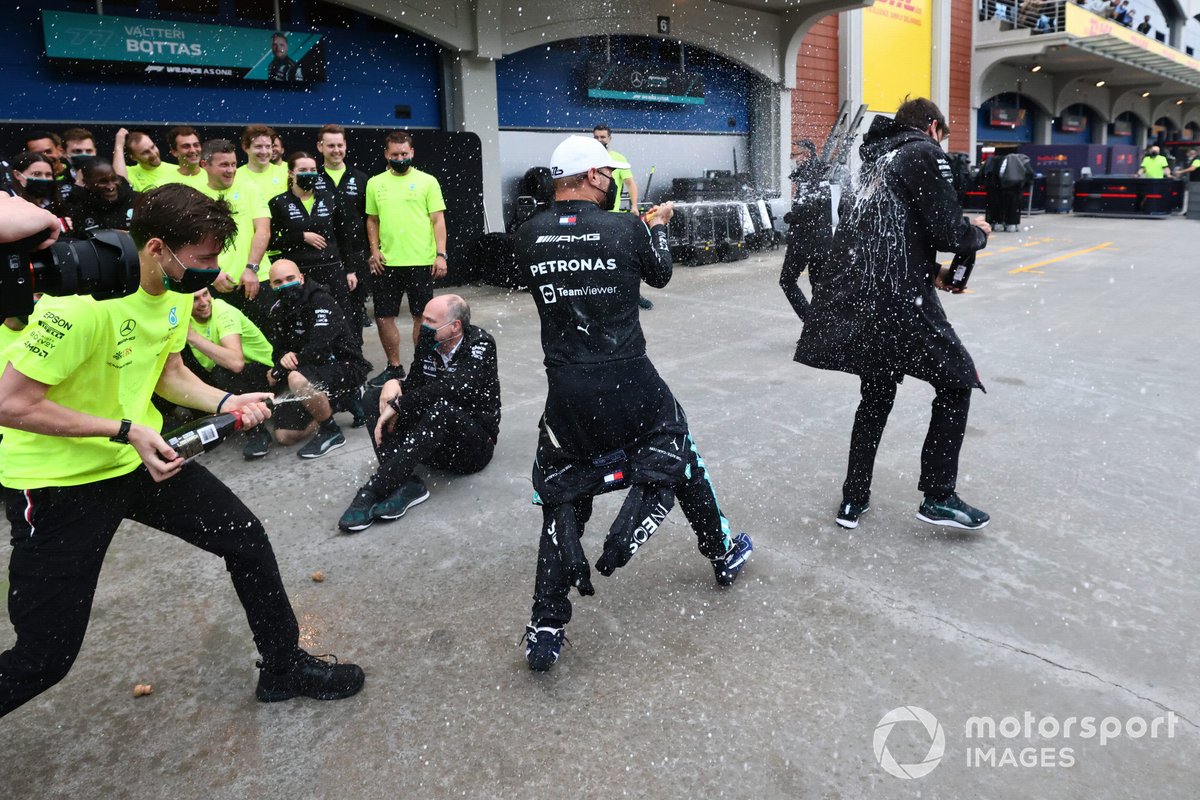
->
[249, 260, 370, 460]
[338, 294, 500, 532]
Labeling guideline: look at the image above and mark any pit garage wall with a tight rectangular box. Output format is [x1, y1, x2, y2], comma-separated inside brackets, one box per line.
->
[494, 36, 758, 226]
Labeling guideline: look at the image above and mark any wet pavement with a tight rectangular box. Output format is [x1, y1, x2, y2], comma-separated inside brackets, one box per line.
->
[2, 213, 1197, 798]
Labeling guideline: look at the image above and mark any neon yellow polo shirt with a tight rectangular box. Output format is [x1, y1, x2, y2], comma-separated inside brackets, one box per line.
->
[189, 298, 273, 371]
[365, 168, 446, 267]
[324, 164, 345, 187]
[0, 288, 190, 489]
[127, 160, 178, 192]
[236, 163, 289, 203]
[607, 148, 633, 212]
[162, 167, 210, 191]
[0, 321, 22, 353]
[196, 182, 271, 280]
[1141, 155, 1169, 179]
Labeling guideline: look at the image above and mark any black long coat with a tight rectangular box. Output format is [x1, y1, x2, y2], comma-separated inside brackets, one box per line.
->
[794, 116, 988, 388]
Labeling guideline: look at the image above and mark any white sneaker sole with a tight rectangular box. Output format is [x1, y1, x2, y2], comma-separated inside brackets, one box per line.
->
[375, 489, 430, 520]
[915, 511, 989, 530]
[835, 517, 859, 529]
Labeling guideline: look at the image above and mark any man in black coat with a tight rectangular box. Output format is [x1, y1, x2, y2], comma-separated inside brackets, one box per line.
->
[316, 124, 374, 334]
[795, 98, 993, 531]
[337, 294, 500, 532]
[251, 260, 370, 460]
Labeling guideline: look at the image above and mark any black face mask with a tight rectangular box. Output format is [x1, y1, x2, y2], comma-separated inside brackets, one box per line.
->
[273, 280, 304, 304]
[161, 247, 221, 293]
[600, 172, 618, 210]
[22, 177, 56, 199]
[295, 172, 320, 191]
[389, 158, 413, 174]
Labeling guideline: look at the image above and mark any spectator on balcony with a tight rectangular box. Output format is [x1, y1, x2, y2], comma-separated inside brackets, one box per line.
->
[1018, 0, 1052, 31]
[1136, 15, 1151, 34]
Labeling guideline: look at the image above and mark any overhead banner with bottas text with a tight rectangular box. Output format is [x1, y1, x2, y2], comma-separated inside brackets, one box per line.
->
[41, 10, 325, 83]
[862, 0, 933, 113]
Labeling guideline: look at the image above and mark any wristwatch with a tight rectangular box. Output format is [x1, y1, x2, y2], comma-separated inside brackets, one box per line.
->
[245, 264, 258, 274]
[110, 418, 133, 445]
[436, 252, 448, 260]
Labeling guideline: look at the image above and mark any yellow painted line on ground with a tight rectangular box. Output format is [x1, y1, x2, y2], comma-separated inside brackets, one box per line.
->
[937, 237, 1059, 266]
[1008, 242, 1114, 275]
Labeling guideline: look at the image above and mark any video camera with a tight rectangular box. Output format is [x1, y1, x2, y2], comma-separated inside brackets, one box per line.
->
[0, 228, 140, 318]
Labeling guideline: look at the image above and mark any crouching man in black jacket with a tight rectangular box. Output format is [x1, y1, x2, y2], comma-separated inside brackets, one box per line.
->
[338, 294, 500, 532]
[246, 259, 371, 460]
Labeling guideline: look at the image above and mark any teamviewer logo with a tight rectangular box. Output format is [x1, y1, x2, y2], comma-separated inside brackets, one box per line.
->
[874, 706, 945, 779]
[539, 284, 557, 304]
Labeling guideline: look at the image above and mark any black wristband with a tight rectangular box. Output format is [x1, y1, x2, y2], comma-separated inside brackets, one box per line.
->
[110, 418, 133, 445]
[216, 392, 233, 413]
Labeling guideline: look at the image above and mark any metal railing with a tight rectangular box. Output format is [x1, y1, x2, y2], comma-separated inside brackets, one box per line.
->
[979, 0, 1066, 34]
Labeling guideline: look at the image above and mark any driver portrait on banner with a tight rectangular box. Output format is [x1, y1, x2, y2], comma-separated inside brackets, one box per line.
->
[267, 31, 302, 82]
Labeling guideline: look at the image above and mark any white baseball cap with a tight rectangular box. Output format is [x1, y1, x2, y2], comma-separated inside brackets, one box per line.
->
[549, 135, 630, 179]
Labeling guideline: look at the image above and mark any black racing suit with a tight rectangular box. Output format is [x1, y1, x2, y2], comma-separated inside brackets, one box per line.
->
[267, 56, 302, 82]
[513, 199, 734, 627]
[266, 281, 369, 421]
[362, 324, 501, 497]
[268, 189, 359, 343]
[317, 164, 372, 328]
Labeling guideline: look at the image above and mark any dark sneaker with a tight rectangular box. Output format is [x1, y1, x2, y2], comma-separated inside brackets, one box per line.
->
[916, 493, 990, 530]
[255, 651, 364, 702]
[372, 479, 430, 521]
[339, 488, 379, 533]
[637, 295, 654, 310]
[298, 426, 346, 459]
[836, 500, 870, 529]
[521, 624, 567, 672]
[367, 364, 405, 388]
[242, 426, 272, 460]
[712, 532, 753, 587]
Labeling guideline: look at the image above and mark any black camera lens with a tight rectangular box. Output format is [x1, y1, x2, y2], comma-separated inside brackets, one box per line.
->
[28, 229, 141, 302]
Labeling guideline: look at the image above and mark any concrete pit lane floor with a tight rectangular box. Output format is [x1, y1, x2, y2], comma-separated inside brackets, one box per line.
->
[1, 213, 1197, 798]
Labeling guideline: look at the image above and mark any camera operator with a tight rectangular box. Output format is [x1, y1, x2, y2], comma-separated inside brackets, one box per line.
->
[7, 153, 71, 234]
[0, 184, 365, 716]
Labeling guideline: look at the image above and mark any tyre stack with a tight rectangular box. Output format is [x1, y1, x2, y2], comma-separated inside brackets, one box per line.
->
[1045, 169, 1073, 214]
[1187, 182, 1200, 220]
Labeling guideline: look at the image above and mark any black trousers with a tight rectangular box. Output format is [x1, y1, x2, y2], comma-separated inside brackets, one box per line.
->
[0, 464, 300, 716]
[842, 376, 972, 505]
[530, 433, 732, 628]
[361, 386, 495, 498]
[986, 186, 1024, 226]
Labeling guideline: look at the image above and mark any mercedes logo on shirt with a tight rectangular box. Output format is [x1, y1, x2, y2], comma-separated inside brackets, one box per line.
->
[120, 319, 136, 336]
[630, 71, 644, 88]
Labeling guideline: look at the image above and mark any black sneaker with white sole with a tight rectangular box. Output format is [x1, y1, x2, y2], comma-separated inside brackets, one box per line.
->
[916, 493, 990, 530]
[371, 479, 430, 521]
[836, 500, 870, 529]
[338, 488, 379, 533]
[297, 424, 345, 459]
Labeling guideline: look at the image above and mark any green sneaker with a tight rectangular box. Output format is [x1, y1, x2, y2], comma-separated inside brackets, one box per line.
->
[372, 479, 430, 521]
[916, 493, 989, 530]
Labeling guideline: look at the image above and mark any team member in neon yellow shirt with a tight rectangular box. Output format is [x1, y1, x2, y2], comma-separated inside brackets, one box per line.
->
[198, 138, 271, 327]
[365, 129, 447, 386]
[163, 125, 209, 190]
[1138, 145, 1172, 179]
[237, 124, 289, 203]
[113, 128, 176, 192]
[593, 123, 654, 310]
[186, 286, 274, 396]
[0, 184, 364, 714]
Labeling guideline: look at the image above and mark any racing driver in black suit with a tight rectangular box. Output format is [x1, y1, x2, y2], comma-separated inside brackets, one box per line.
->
[512, 135, 753, 672]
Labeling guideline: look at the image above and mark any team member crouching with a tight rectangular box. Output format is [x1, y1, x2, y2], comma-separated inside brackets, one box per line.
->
[186, 286, 275, 396]
[249, 259, 370, 460]
[338, 294, 500, 532]
[0, 184, 364, 716]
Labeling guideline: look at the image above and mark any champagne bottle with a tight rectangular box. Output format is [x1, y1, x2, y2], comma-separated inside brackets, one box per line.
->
[948, 251, 976, 291]
[163, 400, 272, 462]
